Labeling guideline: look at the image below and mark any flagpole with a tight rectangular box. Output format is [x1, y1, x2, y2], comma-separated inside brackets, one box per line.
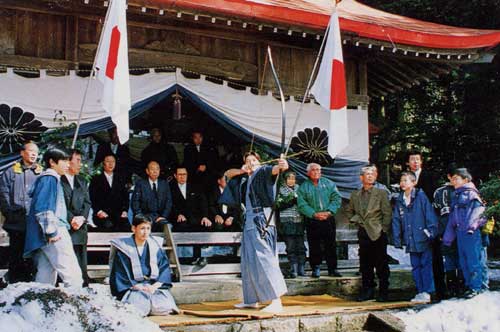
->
[71, 0, 115, 149]
[283, 16, 332, 157]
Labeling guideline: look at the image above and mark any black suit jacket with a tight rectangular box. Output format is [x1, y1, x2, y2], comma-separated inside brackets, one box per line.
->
[93, 143, 131, 181]
[416, 169, 436, 201]
[89, 172, 129, 224]
[132, 178, 172, 224]
[207, 186, 241, 231]
[169, 182, 208, 227]
[183, 143, 217, 177]
[61, 175, 91, 245]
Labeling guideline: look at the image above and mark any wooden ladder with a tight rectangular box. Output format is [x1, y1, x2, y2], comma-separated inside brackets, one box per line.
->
[162, 225, 182, 282]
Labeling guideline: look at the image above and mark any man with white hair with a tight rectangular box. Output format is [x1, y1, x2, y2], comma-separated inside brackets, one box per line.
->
[297, 163, 342, 278]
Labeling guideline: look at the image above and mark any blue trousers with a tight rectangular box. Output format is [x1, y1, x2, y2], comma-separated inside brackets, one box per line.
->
[457, 230, 483, 291]
[480, 246, 489, 290]
[410, 248, 435, 293]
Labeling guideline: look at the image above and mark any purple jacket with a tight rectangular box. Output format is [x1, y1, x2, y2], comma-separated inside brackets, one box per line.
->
[443, 182, 486, 246]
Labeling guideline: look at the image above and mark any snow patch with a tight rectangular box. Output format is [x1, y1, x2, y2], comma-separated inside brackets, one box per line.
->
[0, 282, 162, 332]
[396, 291, 500, 332]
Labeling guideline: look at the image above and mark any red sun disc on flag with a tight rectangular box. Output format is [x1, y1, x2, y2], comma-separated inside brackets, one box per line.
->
[105, 26, 121, 80]
[330, 59, 347, 110]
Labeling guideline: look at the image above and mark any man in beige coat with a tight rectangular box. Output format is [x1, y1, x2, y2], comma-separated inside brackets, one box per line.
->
[346, 165, 392, 302]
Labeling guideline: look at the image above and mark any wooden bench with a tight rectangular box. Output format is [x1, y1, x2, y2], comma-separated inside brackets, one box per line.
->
[0, 227, 359, 281]
[173, 228, 359, 277]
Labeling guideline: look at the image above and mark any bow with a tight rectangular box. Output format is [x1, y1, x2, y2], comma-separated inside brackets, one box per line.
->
[267, 46, 287, 155]
[261, 46, 287, 238]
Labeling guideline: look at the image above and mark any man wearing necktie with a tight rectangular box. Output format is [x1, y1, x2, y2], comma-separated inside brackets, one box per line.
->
[132, 161, 172, 232]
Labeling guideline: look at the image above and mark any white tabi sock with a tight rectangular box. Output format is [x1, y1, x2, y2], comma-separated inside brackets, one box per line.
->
[234, 302, 259, 309]
[261, 298, 283, 313]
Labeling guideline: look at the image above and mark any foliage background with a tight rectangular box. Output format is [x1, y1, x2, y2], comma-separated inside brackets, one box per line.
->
[359, 0, 500, 183]
[359, 1, 500, 236]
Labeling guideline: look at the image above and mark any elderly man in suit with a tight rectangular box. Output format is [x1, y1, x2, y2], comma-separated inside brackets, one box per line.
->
[61, 149, 92, 286]
[170, 166, 212, 265]
[169, 166, 211, 232]
[346, 165, 392, 302]
[132, 161, 172, 232]
[89, 154, 130, 232]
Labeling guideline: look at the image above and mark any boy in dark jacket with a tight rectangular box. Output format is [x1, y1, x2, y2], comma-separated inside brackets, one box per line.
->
[392, 172, 438, 303]
[443, 168, 487, 298]
[433, 163, 465, 298]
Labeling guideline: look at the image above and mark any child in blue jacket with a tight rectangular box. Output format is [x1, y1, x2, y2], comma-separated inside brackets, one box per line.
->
[392, 171, 438, 303]
[443, 168, 487, 298]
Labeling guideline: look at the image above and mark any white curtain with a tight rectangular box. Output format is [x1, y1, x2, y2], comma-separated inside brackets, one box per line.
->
[0, 68, 368, 161]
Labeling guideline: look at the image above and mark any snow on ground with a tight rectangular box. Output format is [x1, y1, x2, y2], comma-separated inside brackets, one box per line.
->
[0, 282, 162, 332]
[396, 291, 500, 332]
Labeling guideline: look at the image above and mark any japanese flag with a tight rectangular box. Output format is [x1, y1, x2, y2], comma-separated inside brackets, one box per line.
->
[95, 0, 131, 144]
[310, 9, 348, 158]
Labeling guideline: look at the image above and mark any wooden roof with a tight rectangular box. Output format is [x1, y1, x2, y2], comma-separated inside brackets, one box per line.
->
[0, 0, 498, 98]
[135, 0, 500, 50]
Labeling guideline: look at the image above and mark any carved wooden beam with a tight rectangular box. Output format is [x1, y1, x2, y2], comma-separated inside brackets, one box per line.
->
[0, 54, 76, 70]
[78, 43, 258, 82]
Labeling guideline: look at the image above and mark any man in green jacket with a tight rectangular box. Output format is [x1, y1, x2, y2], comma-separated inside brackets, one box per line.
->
[345, 165, 392, 302]
[297, 163, 342, 278]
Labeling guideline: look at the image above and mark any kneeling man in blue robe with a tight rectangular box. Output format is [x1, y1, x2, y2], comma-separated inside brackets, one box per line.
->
[109, 214, 179, 316]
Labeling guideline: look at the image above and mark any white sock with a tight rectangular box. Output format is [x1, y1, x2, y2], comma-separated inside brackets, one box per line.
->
[261, 298, 283, 313]
[234, 302, 259, 309]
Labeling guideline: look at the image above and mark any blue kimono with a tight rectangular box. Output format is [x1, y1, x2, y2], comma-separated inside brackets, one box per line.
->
[221, 165, 287, 304]
[109, 236, 179, 316]
[23, 169, 83, 287]
[24, 169, 69, 258]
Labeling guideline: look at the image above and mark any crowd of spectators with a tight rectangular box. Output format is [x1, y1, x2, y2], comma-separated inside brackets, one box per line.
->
[0, 131, 491, 308]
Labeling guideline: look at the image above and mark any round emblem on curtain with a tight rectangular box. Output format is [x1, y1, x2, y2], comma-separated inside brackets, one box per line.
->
[0, 104, 48, 155]
[289, 127, 333, 166]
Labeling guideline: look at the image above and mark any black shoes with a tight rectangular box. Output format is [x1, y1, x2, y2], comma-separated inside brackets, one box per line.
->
[463, 289, 480, 299]
[328, 269, 342, 277]
[357, 287, 375, 302]
[192, 257, 208, 267]
[376, 290, 389, 302]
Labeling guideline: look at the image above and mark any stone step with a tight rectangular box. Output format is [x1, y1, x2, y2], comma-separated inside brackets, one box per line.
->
[169, 268, 414, 304]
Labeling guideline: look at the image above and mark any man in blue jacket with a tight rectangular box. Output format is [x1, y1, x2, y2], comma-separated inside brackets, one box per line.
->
[132, 161, 172, 232]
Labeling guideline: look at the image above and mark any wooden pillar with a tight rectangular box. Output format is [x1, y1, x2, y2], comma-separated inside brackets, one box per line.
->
[358, 58, 368, 96]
